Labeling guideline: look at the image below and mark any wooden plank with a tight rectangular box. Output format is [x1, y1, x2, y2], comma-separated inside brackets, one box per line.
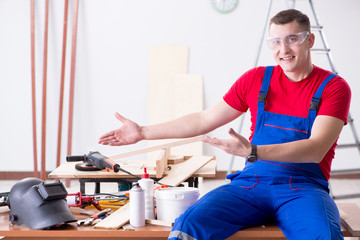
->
[155, 149, 169, 178]
[193, 159, 217, 177]
[109, 136, 202, 160]
[146, 74, 204, 160]
[168, 155, 185, 164]
[148, 45, 189, 125]
[93, 203, 129, 229]
[160, 155, 214, 187]
[145, 219, 174, 227]
[147, 46, 203, 160]
[338, 203, 360, 236]
[170, 74, 204, 156]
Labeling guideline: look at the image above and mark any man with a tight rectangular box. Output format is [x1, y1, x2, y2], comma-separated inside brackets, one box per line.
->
[99, 9, 351, 240]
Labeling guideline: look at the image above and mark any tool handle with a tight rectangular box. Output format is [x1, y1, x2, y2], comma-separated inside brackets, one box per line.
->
[92, 208, 111, 219]
[87, 151, 120, 172]
[66, 155, 86, 162]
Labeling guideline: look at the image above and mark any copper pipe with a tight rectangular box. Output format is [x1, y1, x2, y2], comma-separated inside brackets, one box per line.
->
[56, 0, 69, 168]
[67, 0, 79, 156]
[41, 0, 49, 181]
[30, 0, 38, 178]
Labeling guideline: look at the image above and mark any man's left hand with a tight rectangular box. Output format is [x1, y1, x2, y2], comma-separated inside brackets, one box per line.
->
[202, 128, 251, 158]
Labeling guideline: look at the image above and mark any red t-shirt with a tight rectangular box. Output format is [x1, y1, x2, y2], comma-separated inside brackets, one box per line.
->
[223, 65, 351, 180]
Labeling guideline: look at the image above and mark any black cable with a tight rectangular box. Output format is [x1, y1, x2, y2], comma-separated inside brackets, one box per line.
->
[115, 166, 141, 180]
[115, 165, 173, 187]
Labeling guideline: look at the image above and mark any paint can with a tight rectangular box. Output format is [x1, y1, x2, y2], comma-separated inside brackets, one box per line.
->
[155, 187, 199, 223]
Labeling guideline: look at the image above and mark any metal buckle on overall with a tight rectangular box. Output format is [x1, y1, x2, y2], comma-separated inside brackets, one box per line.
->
[310, 97, 320, 111]
[258, 91, 267, 103]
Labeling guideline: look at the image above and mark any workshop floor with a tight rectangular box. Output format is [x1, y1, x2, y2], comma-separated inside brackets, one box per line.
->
[1, 178, 359, 239]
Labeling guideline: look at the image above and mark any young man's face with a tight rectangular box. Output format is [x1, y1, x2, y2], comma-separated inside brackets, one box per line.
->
[268, 20, 314, 81]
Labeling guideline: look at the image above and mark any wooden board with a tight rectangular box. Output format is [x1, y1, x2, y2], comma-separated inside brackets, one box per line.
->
[155, 148, 169, 178]
[171, 74, 204, 156]
[168, 155, 185, 164]
[148, 45, 189, 125]
[109, 136, 202, 160]
[192, 159, 217, 177]
[93, 203, 129, 229]
[147, 74, 204, 158]
[159, 155, 214, 187]
[147, 45, 203, 160]
[338, 203, 360, 236]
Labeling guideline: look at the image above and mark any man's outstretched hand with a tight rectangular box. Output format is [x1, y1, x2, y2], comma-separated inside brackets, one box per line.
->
[98, 113, 144, 146]
[202, 128, 251, 158]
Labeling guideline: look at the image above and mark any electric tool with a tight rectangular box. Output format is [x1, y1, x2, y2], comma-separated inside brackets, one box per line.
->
[67, 151, 141, 179]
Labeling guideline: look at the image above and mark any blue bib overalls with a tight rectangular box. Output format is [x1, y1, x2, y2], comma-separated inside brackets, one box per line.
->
[169, 66, 343, 240]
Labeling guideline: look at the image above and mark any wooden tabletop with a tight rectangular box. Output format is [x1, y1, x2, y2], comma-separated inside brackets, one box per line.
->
[0, 204, 356, 240]
[0, 207, 286, 240]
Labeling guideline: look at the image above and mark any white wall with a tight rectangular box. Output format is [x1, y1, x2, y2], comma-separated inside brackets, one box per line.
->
[1, 0, 359, 173]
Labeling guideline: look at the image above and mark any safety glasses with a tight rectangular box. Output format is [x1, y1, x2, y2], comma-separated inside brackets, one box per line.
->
[267, 31, 310, 50]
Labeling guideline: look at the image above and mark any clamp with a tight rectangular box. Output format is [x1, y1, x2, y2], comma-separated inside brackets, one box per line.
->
[67, 192, 102, 210]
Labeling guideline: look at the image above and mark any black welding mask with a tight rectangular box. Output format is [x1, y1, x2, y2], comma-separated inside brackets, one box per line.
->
[8, 178, 77, 230]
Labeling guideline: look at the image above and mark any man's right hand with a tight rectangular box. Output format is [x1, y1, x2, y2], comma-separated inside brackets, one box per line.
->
[98, 113, 144, 146]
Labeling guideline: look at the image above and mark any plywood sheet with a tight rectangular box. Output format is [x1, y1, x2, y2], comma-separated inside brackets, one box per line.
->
[148, 45, 189, 125]
[171, 74, 203, 156]
[147, 46, 203, 162]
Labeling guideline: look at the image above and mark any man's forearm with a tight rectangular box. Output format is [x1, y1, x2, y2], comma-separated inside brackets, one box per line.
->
[258, 139, 326, 163]
[257, 115, 344, 163]
[141, 112, 207, 140]
[141, 100, 243, 141]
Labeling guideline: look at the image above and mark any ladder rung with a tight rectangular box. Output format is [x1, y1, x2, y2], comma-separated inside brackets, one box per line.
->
[311, 25, 323, 31]
[332, 193, 360, 200]
[311, 48, 330, 53]
[331, 168, 360, 175]
[337, 143, 360, 149]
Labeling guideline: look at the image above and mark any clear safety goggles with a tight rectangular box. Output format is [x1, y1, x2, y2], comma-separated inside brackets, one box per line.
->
[267, 31, 310, 50]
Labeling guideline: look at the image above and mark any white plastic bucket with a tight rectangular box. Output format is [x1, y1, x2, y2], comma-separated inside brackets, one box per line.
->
[155, 187, 199, 223]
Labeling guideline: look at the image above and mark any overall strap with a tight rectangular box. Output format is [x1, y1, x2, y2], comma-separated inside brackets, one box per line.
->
[258, 66, 274, 109]
[308, 73, 337, 118]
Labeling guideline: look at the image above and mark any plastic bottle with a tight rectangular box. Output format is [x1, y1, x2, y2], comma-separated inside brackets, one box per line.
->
[138, 167, 155, 219]
[129, 183, 145, 227]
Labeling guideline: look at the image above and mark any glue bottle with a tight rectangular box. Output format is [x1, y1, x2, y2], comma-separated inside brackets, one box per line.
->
[129, 183, 145, 227]
[138, 167, 155, 219]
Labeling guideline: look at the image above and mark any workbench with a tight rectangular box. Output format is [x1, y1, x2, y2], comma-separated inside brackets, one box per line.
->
[49, 157, 217, 193]
[0, 203, 359, 240]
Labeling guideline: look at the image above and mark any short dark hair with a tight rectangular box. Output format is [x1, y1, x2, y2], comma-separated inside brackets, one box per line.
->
[269, 9, 310, 32]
